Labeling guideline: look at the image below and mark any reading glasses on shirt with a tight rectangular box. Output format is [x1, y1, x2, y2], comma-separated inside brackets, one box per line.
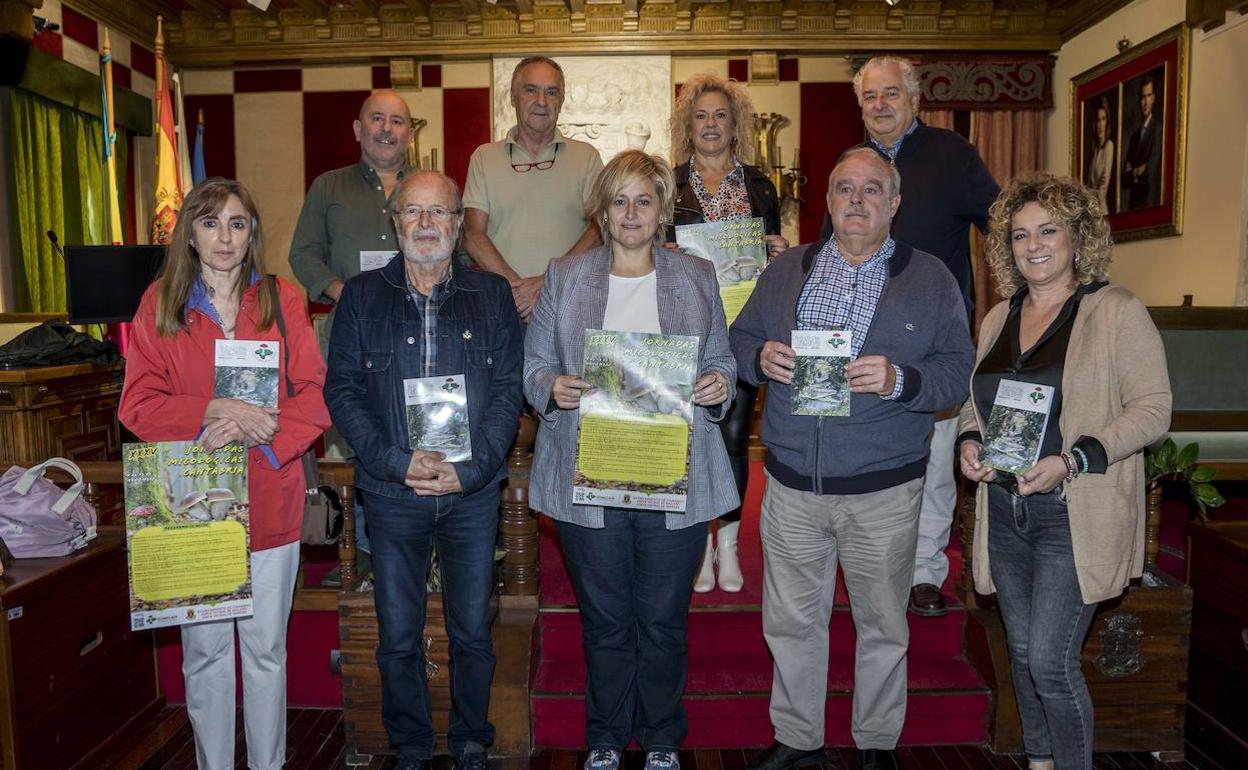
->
[509, 143, 560, 173]
[397, 205, 461, 222]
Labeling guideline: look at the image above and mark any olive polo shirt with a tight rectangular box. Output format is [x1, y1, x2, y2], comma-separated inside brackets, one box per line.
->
[288, 159, 414, 304]
[462, 127, 603, 279]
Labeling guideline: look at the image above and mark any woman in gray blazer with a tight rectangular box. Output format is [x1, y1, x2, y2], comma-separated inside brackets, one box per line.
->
[524, 150, 739, 770]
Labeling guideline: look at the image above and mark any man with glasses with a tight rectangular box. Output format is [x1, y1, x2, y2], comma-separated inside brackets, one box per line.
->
[463, 56, 604, 320]
[325, 170, 525, 770]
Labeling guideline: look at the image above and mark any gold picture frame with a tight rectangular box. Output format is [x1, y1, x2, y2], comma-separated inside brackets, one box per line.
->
[1070, 23, 1189, 243]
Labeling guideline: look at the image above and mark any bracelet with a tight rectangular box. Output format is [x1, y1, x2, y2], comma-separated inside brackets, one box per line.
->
[1061, 452, 1079, 482]
[1072, 446, 1090, 474]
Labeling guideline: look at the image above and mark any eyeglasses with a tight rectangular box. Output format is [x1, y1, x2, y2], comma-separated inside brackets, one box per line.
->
[396, 205, 461, 222]
[510, 143, 560, 173]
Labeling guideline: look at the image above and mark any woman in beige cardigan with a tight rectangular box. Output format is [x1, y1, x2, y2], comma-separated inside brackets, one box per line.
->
[957, 173, 1171, 770]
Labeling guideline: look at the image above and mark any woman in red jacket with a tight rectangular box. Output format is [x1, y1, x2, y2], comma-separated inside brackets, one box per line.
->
[120, 177, 331, 770]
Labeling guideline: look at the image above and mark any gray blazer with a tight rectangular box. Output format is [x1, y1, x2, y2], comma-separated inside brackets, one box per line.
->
[523, 244, 740, 530]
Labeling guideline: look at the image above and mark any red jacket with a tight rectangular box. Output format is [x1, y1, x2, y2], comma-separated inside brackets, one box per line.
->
[120, 276, 331, 551]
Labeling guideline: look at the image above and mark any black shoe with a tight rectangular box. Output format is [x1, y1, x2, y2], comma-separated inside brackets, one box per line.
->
[452, 750, 490, 770]
[747, 742, 824, 770]
[396, 756, 432, 770]
[857, 748, 898, 770]
[908, 583, 948, 617]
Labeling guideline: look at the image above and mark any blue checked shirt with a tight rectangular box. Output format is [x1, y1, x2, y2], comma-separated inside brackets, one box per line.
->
[869, 118, 920, 160]
[797, 236, 905, 400]
[408, 266, 455, 378]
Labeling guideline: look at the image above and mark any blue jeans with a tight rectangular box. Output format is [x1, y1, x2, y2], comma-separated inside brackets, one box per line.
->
[555, 512, 707, 752]
[988, 484, 1098, 770]
[361, 487, 499, 759]
[356, 499, 371, 553]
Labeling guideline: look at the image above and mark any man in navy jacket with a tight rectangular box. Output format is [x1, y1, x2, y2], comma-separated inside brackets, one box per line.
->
[326, 171, 524, 770]
[734, 148, 974, 770]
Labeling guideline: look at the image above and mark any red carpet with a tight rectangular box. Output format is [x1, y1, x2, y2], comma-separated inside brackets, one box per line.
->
[531, 461, 989, 748]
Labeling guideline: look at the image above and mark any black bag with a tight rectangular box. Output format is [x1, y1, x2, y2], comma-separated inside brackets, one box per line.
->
[0, 320, 119, 368]
[267, 277, 343, 546]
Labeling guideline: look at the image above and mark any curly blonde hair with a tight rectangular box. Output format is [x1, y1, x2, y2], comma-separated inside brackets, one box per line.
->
[670, 73, 755, 166]
[984, 172, 1114, 296]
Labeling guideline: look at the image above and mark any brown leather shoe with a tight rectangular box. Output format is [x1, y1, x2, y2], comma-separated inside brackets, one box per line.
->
[908, 583, 948, 617]
[746, 742, 824, 770]
[857, 749, 898, 770]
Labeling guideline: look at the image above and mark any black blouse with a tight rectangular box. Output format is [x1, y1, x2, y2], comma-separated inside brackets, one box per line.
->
[962, 282, 1109, 475]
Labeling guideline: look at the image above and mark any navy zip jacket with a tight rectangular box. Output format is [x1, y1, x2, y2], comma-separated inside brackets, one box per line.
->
[729, 238, 974, 495]
[324, 255, 525, 501]
[820, 122, 999, 320]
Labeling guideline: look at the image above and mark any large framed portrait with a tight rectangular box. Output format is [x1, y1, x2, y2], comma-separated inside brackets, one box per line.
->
[1071, 24, 1189, 242]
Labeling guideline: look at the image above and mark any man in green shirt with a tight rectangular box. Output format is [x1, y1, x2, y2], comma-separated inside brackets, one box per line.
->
[289, 89, 415, 581]
[290, 89, 415, 316]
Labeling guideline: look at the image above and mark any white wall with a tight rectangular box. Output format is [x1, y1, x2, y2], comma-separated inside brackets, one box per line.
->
[1047, 0, 1248, 306]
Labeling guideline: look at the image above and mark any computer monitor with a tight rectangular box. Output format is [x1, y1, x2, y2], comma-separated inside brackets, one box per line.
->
[64, 245, 166, 324]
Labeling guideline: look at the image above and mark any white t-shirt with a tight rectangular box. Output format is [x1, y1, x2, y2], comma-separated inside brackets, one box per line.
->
[602, 271, 660, 334]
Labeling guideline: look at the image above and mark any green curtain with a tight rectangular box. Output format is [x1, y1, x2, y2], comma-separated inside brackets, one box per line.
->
[8, 89, 129, 312]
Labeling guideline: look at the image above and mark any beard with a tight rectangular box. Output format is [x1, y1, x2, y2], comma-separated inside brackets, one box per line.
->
[399, 227, 455, 265]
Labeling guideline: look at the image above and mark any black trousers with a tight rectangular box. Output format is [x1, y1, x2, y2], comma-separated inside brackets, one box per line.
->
[715, 380, 758, 523]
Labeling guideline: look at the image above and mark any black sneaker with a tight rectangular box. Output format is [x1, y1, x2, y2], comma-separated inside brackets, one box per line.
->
[452, 750, 490, 770]
[396, 756, 431, 770]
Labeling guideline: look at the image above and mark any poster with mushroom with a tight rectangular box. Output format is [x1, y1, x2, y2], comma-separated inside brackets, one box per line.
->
[675, 217, 767, 325]
[573, 330, 697, 512]
[123, 440, 252, 630]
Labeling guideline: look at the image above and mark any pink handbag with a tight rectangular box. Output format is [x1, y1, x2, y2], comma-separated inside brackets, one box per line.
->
[0, 458, 98, 558]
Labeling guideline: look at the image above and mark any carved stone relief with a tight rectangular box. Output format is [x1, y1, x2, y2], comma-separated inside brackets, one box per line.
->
[1093, 612, 1146, 677]
[492, 56, 672, 164]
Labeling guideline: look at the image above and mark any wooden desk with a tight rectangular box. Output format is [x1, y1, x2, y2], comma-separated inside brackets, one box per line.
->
[0, 363, 123, 468]
[0, 529, 161, 769]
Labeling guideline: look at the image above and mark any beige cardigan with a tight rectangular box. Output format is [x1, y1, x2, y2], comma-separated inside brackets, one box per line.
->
[958, 284, 1172, 604]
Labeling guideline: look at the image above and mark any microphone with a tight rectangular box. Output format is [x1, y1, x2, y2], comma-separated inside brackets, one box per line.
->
[46, 230, 66, 260]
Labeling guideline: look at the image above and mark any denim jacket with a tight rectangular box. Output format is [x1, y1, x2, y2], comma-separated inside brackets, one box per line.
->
[325, 255, 525, 500]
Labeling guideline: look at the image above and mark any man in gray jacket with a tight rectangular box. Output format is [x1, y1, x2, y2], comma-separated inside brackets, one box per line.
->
[730, 148, 974, 770]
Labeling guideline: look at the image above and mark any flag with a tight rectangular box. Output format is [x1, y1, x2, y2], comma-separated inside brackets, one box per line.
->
[173, 72, 193, 193]
[150, 16, 183, 245]
[192, 109, 206, 185]
[99, 28, 124, 245]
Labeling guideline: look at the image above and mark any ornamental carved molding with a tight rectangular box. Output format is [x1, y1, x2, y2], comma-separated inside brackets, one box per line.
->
[491, 55, 671, 164]
[916, 57, 1053, 110]
[1093, 612, 1146, 678]
[56, 0, 1134, 67]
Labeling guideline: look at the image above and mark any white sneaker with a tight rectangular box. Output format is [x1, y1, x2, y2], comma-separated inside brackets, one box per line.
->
[693, 532, 715, 593]
[584, 749, 621, 770]
[716, 520, 743, 592]
[644, 751, 680, 770]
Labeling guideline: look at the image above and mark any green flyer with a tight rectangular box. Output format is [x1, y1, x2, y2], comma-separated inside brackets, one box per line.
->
[123, 441, 252, 630]
[675, 216, 766, 325]
[574, 330, 698, 512]
[790, 329, 853, 416]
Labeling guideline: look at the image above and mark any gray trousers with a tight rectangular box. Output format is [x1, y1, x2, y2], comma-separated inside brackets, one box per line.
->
[760, 473, 923, 751]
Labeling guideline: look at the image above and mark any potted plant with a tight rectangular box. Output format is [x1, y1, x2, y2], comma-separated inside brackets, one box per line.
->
[1143, 438, 1225, 573]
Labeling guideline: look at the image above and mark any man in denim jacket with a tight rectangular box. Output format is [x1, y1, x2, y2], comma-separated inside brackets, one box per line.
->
[325, 171, 525, 770]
